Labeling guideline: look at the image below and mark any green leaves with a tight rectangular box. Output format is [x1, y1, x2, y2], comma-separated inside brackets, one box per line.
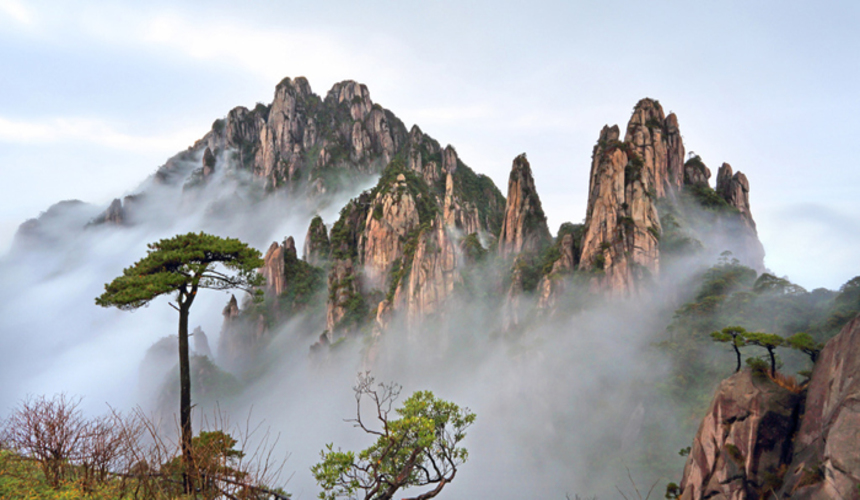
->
[312, 375, 475, 500]
[95, 232, 264, 310]
[785, 332, 824, 363]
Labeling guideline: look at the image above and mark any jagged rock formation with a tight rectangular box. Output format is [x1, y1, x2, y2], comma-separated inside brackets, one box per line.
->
[261, 237, 297, 296]
[399, 216, 461, 326]
[216, 295, 243, 371]
[624, 99, 685, 198]
[93, 199, 125, 225]
[537, 224, 584, 310]
[716, 163, 756, 231]
[498, 154, 551, 259]
[684, 155, 711, 187]
[578, 125, 661, 294]
[578, 98, 766, 294]
[677, 369, 801, 500]
[155, 77, 410, 195]
[322, 137, 505, 336]
[87, 194, 144, 227]
[325, 194, 371, 334]
[326, 258, 364, 337]
[778, 315, 860, 499]
[303, 216, 330, 266]
[360, 173, 420, 289]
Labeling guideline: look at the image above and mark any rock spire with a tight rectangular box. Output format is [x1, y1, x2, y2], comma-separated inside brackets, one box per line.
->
[498, 154, 551, 259]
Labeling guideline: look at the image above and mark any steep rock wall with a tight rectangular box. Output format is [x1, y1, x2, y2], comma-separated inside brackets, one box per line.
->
[677, 369, 801, 500]
[578, 125, 661, 295]
[498, 154, 551, 259]
[778, 315, 860, 499]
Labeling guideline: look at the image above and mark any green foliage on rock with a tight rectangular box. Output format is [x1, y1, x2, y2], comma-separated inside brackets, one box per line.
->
[744, 331, 785, 377]
[461, 232, 487, 263]
[281, 254, 327, 314]
[368, 158, 439, 226]
[451, 159, 506, 236]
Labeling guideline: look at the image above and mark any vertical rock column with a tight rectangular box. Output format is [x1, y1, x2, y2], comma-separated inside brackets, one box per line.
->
[497, 153, 552, 259]
[578, 125, 661, 295]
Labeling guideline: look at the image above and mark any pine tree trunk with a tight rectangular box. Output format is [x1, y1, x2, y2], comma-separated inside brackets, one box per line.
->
[179, 298, 194, 495]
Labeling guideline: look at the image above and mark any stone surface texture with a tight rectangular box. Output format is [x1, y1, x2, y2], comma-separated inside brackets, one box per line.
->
[778, 315, 860, 500]
[497, 154, 551, 259]
[678, 369, 801, 500]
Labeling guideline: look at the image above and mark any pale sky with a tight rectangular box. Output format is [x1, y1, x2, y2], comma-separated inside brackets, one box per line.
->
[1, 0, 858, 289]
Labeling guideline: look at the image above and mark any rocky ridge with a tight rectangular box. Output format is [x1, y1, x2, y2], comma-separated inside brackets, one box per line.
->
[20, 76, 770, 352]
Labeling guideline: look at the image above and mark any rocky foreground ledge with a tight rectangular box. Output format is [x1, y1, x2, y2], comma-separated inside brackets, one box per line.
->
[677, 314, 860, 499]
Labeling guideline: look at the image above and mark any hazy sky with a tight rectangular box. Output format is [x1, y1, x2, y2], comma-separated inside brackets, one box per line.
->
[1, 0, 857, 289]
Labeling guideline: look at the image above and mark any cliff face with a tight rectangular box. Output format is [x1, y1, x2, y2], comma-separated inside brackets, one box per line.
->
[677, 369, 801, 500]
[360, 173, 421, 290]
[623, 99, 685, 198]
[324, 142, 505, 336]
[261, 237, 297, 296]
[716, 163, 756, 231]
[399, 216, 461, 326]
[677, 315, 860, 500]
[578, 124, 661, 294]
[498, 154, 551, 259]
[778, 315, 860, 499]
[537, 229, 582, 311]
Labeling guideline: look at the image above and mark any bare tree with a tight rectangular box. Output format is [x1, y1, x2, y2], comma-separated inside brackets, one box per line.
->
[2, 394, 87, 487]
[1, 395, 289, 499]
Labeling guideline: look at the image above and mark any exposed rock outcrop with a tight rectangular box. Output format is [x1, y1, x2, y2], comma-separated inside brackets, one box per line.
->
[191, 326, 213, 359]
[360, 173, 420, 290]
[216, 295, 242, 371]
[261, 237, 297, 296]
[303, 216, 331, 266]
[323, 147, 505, 337]
[90, 198, 125, 226]
[498, 154, 551, 259]
[778, 315, 860, 499]
[624, 98, 685, 198]
[677, 316, 860, 499]
[155, 77, 409, 195]
[400, 217, 461, 326]
[442, 172, 481, 236]
[578, 125, 661, 294]
[678, 369, 802, 500]
[503, 257, 527, 329]
[325, 258, 364, 336]
[537, 228, 582, 310]
[684, 155, 712, 187]
[716, 163, 756, 231]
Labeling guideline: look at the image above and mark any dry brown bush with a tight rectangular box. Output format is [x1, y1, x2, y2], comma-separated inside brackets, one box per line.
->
[1, 394, 290, 499]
